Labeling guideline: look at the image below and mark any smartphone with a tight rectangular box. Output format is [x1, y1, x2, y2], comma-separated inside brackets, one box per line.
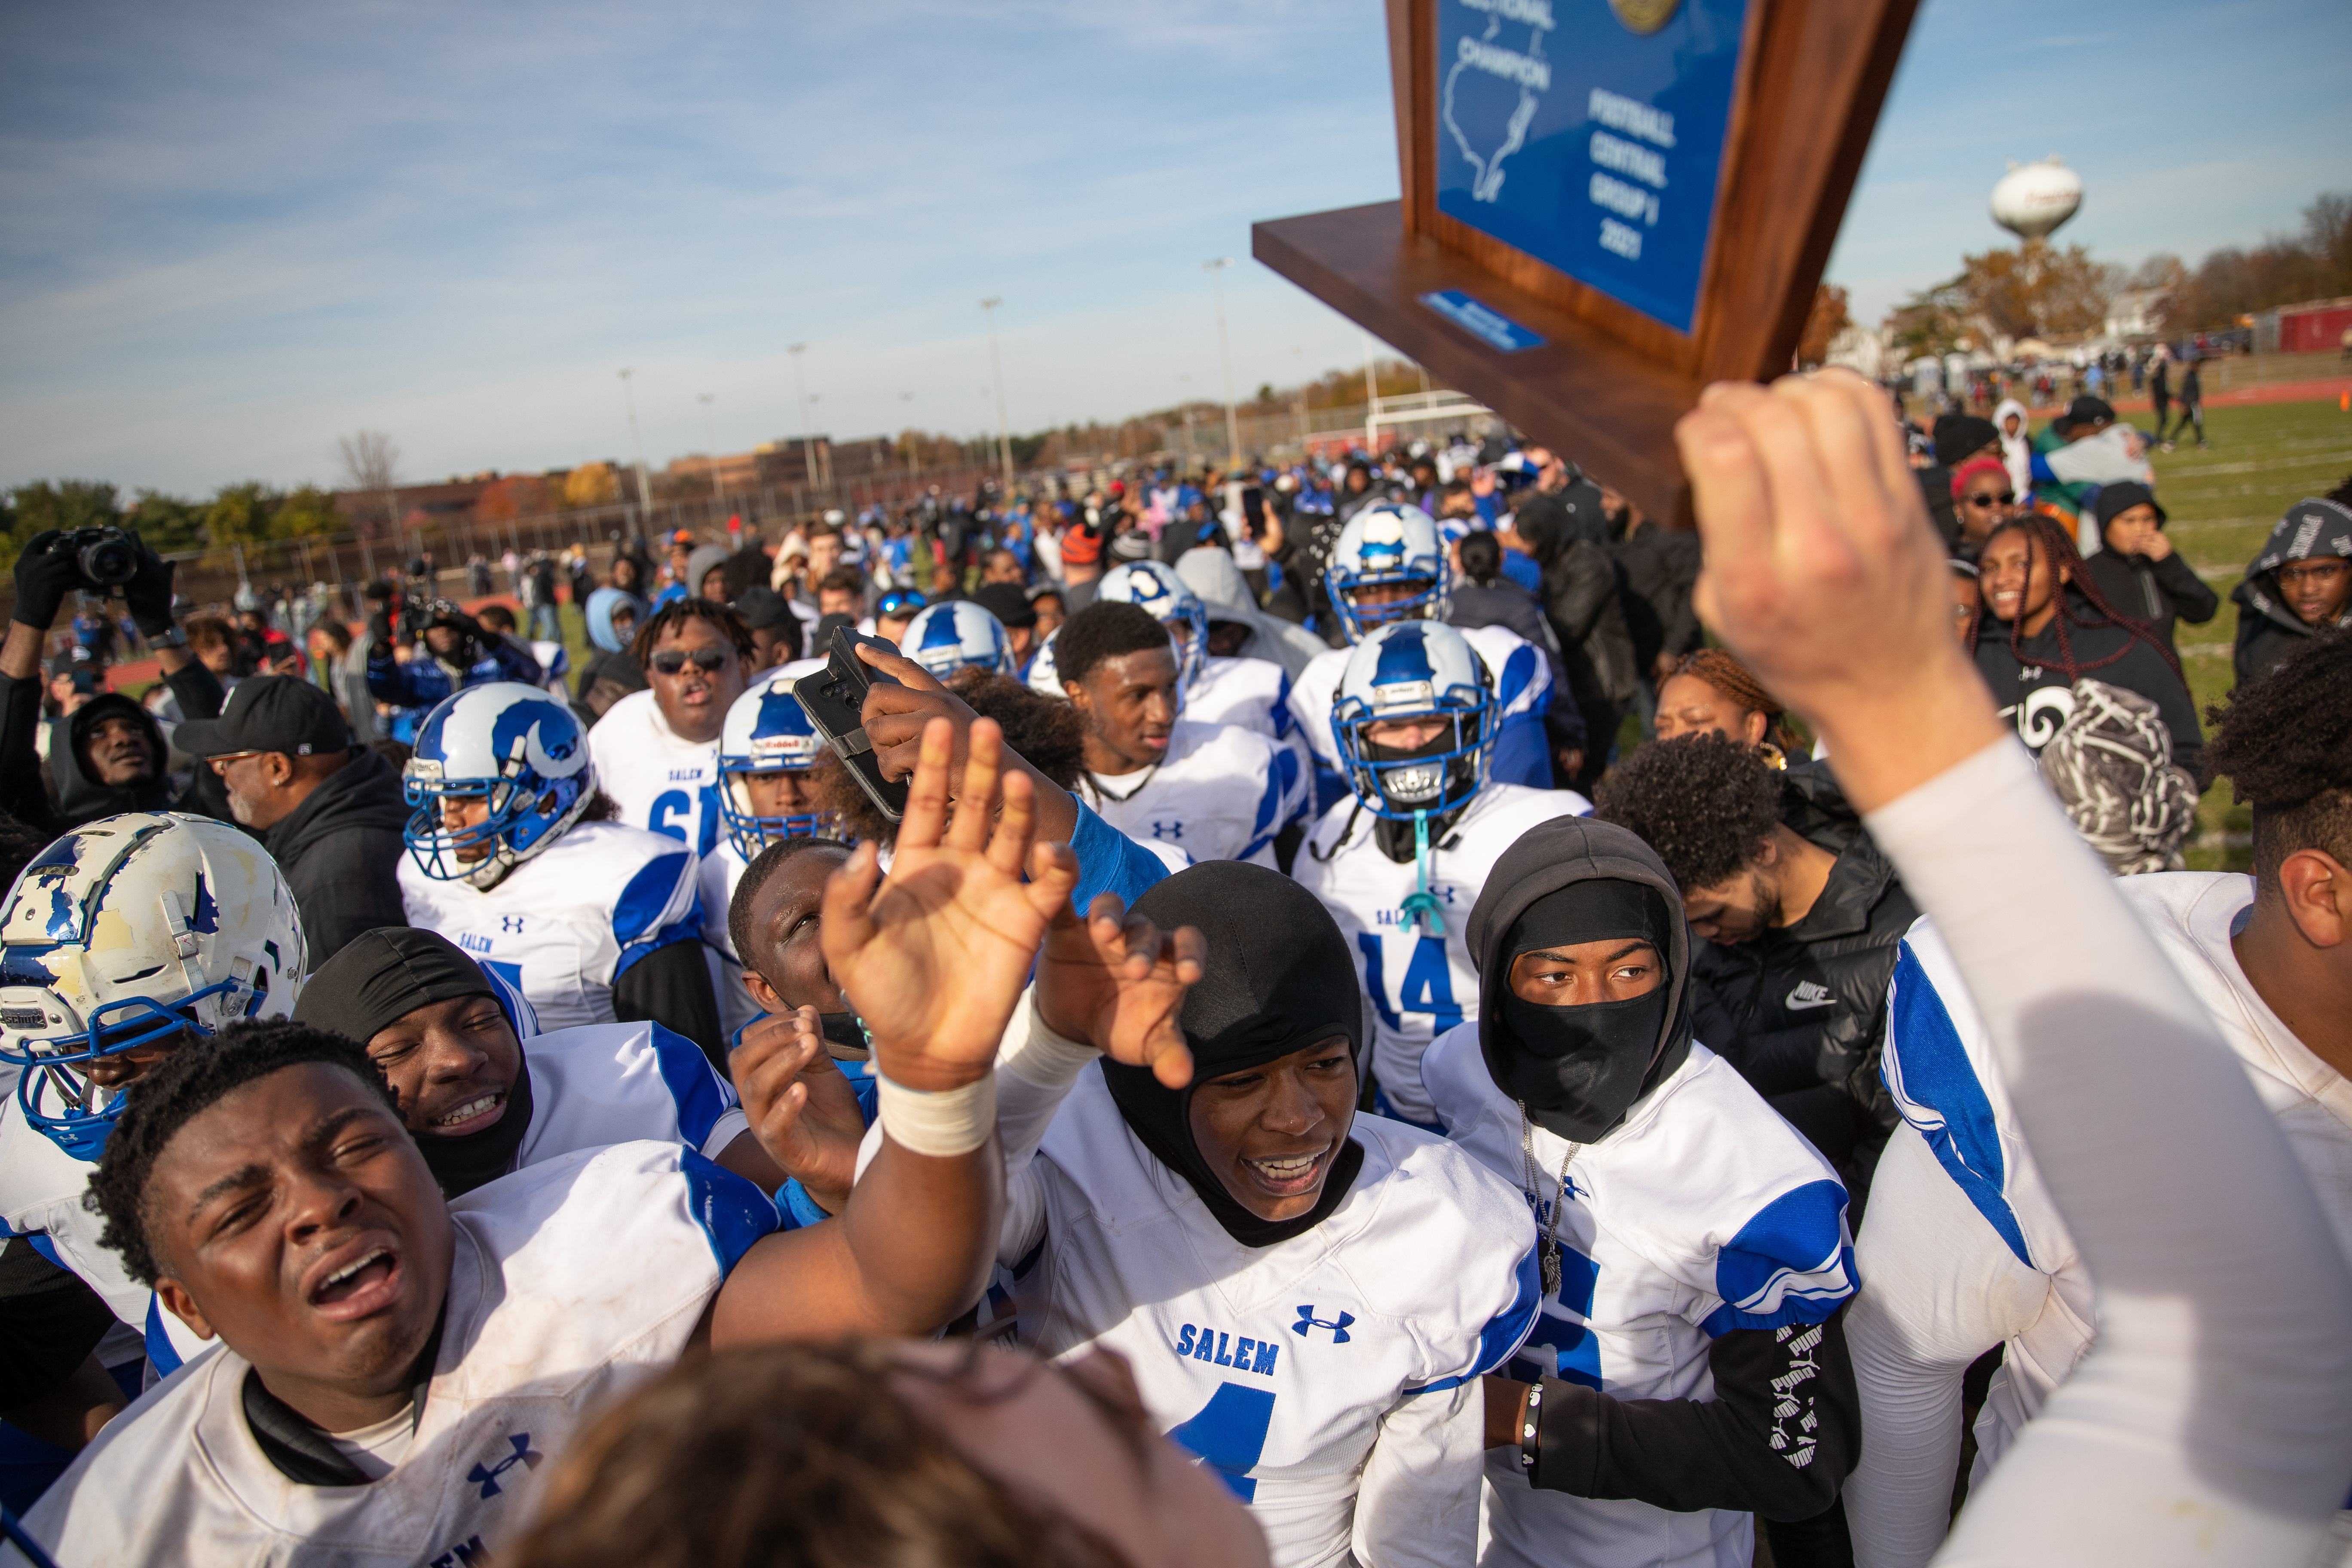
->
[792, 625, 910, 822]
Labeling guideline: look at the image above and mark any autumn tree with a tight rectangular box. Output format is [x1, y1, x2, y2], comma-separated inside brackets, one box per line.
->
[2168, 191, 2352, 329]
[561, 463, 619, 510]
[1798, 283, 1853, 368]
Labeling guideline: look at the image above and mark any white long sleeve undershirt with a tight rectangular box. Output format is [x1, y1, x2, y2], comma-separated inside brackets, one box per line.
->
[1859, 738, 2352, 1567]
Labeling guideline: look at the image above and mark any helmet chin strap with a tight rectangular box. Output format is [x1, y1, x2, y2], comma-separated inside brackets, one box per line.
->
[1399, 809, 1444, 935]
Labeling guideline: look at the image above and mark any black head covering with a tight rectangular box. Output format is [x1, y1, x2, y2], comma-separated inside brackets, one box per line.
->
[1467, 817, 1694, 1142]
[1099, 861, 1366, 1248]
[292, 928, 531, 1196]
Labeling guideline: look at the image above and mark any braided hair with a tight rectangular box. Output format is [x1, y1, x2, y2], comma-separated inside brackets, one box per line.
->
[1667, 648, 1809, 760]
[1967, 512, 2184, 685]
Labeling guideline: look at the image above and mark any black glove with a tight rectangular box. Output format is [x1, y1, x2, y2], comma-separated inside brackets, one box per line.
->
[122, 533, 178, 636]
[11, 532, 80, 632]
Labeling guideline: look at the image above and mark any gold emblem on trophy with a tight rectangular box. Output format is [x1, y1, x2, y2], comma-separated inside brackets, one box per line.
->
[1608, 0, 1681, 33]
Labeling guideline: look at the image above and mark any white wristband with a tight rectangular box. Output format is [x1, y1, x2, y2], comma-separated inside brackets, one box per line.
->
[874, 1069, 998, 1158]
[997, 988, 1098, 1091]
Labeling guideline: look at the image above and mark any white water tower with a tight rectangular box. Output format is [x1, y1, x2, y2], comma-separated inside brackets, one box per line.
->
[1991, 156, 2082, 241]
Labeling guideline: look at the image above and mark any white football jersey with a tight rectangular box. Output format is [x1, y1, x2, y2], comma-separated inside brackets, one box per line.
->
[1292, 783, 1588, 1127]
[399, 821, 702, 1032]
[589, 689, 722, 859]
[1004, 1069, 1541, 1568]
[15, 1142, 778, 1568]
[1286, 625, 1553, 777]
[697, 842, 764, 1039]
[1077, 718, 1307, 868]
[1865, 873, 2352, 1516]
[1421, 1026, 1858, 1568]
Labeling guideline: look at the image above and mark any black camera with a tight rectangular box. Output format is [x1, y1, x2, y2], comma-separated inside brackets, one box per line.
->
[52, 527, 139, 591]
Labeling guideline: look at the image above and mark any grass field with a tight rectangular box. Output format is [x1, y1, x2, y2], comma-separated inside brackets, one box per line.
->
[2150, 399, 2352, 870]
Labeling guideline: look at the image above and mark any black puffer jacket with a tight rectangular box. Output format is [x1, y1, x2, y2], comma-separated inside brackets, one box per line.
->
[1686, 765, 1910, 1197]
[1517, 478, 1638, 705]
[263, 744, 412, 970]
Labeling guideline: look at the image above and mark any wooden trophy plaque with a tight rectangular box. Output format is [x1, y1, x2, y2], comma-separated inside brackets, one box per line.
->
[1253, 0, 1918, 523]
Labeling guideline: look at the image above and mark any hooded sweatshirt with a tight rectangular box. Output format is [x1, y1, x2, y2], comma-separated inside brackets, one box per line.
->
[261, 744, 413, 969]
[1173, 545, 1328, 680]
[1420, 815, 1860, 1568]
[1994, 396, 2032, 499]
[2230, 496, 2352, 690]
[17, 657, 228, 832]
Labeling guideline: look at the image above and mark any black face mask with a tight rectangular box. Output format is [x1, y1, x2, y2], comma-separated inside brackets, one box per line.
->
[1501, 988, 1670, 1143]
[1485, 879, 1690, 1143]
[416, 1059, 533, 1198]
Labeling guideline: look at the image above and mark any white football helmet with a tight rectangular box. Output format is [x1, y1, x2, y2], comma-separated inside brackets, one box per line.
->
[1096, 560, 1209, 686]
[900, 600, 1015, 679]
[1325, 502, 1452, 643]
[0, 813, 306, 1160]
[1025, 628, 1064, 698]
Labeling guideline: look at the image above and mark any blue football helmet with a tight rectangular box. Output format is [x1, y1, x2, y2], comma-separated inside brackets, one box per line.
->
[1331, 622, 1497, 822]
[0, 813, 305, 1159]
[900, 600, 1015, 680]
[402, 682, 594, 890]
[1096, 561, 1209, 686]
[717, 669, 833, 860]
[1324, 502, 1452, 643]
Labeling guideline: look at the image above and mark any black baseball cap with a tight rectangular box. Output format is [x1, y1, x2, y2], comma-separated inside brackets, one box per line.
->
[175, 676, 351, 759]
[730, 585, 794, 632]
[970, 582, 1038, 630]
[2060, 396, 2116, 431]
[1932, 413, 2001, 468]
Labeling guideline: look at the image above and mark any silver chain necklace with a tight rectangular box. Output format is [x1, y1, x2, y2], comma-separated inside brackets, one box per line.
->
[1518, 1102, 1580, 1299]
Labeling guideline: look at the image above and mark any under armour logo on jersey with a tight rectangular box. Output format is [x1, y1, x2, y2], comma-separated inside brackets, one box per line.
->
[1292, 1305, 1355, 1343]
[1783, 981, 1834, 1011]
[427, 1536, 488, 1568]
[468, 1433, 543, 1498]
[499, 916, 525, 933]
[1150, 821, 1185, 841]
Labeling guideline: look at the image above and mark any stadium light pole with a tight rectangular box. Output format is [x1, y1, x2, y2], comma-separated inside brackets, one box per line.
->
[618, 368, 652, 530]
[1205, 258, 1240, 470]
[980, 297, 1014, 496]
[787, 343, 818, 500]
[697, 392, 721, 515]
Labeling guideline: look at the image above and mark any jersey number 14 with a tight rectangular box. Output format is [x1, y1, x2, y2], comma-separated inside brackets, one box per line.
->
[1357, 933, 1462, 1033]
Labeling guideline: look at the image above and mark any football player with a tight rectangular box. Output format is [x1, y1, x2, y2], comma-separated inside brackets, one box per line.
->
[1092, 560, 1298, 753]
[1057, 602, 1305, 868]
[900, 600, 1017, 681]
[701, 670, 834, 1037]
[1286, 502, 1556, 812]
[0, 812, 307, 1382]
[588, 598, 752, 861]
[12, 720, 1096, 1566]
[1291, 621, 1586, 1128]
[989, 861, 1540, 1566]
[397, 683, 724, 1063]
[1421, 815, 1860, 1568]
[291, 926, 788, 1200]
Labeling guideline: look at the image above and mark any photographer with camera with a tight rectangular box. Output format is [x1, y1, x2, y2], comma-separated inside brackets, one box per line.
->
[0, 527, 227, 831]
[365, 593, 542, 744]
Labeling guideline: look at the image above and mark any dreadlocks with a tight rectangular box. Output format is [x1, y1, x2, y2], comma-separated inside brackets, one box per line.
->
[1969, 512, 2185, 686]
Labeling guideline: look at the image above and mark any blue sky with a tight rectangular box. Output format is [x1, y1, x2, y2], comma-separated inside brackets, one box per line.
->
[2, 0, 2346, 496]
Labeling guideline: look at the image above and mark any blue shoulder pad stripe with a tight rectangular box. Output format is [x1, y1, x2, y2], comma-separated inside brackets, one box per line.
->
[1407, 1246, 1544, 1394]
[677, 1146, 780, 1276]
[646, 1023, 732, 1150]
[1703, 1179, 1856, 1336]
[1884, 942, 2034, 1267]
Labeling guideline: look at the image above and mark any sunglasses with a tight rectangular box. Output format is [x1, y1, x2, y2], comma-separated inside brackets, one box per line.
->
[649, 648, 732, 676]
[1962, 493, 2017, 508]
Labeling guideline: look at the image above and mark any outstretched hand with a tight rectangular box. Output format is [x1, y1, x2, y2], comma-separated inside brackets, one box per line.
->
[1674, 370, 2004, 812]
[1037, 892, 1204, 1088]
[730, 1006, 867, 1213]
[820, 715, 1078, 1091]
[855, 640, 1078, 842]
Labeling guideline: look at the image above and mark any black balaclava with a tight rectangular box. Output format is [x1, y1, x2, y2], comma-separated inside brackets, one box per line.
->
[1100, 861, 1366, 1248]
[1468, 817, 1694, 1144]
[292, 928, 533, 1196]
